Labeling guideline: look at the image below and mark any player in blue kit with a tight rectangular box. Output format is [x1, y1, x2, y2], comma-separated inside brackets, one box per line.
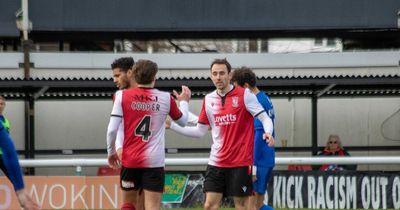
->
[0, 123, 39, 210]
[231, 67, 275, 210]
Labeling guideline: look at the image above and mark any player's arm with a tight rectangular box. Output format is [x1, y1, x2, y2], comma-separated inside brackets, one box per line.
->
[169, 100, 209, 138]
[115, 124, 124, 151]
[167, 111, 198, 128]
[170, 122, 209, 138]
[106, 90, 123, 156]
[174, 100, 189, 126]
[244, 89, 274, 145]
[170, 86, 191, 126]
[0, 127, 40, 210]
[187, 111, 199, 126]
[115, 123, 124, 160]
[0, 128, 24, 192]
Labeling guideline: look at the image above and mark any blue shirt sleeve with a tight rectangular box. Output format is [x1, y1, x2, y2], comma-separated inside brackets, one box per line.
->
[0, 126, 25, 191]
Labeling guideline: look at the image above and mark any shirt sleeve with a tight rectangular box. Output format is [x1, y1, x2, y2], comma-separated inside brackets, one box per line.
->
[187, 111, 199, 126]
[244, 88, 265, 117]
[107, 90, 123, 155]
[197, 98, 209, 125]
[115, 122, 124, 151]
[169, 96, 183, 120]
[170, 122, 209, 138]
[256, 112, 273, 135]
[169, 96, 189, 127]
[244, 89, 273, 134]
[0, 129, 24, 191]
[111, 90, 123, 117]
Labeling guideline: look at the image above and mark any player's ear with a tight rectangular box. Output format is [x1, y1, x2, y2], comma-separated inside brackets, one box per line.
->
[127, 69, 133, 77]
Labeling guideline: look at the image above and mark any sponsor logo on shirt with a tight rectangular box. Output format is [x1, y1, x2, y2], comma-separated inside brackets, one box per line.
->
[121, 180, 135, 188]
[214, 114, 237, 126]
[133, 94, 158, 102]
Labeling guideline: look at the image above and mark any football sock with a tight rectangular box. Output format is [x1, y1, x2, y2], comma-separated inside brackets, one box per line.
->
[121, 202, 136, 210]
[260, 204, 274, 210]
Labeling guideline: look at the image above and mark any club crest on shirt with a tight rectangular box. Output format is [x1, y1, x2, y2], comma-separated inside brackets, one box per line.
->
[232, 97, 239, 107]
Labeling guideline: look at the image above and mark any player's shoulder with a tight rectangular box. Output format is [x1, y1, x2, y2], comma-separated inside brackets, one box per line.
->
[257, 91, 274, 111]
[204, 90, 217, 99]
[256, 91, 268, 99]
[152, 88, 171, 97]
[112, 90, 123, 100]
[234, 86, 248, 97]
[146, 88, 173, 102]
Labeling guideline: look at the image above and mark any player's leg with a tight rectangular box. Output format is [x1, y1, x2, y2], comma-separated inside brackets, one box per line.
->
[121, 190, 140, 210]
[204, 192, 223, 210]
[143, 190, 162, 210]
[248, 193, 258, 210]
[120, 167, 141, 210]
[253, 166, 274, 210]
[142, 167, 165, 210]
[203, 165, 225, 210]
[227, 166, 253, 210]
[233, 196, 249, 210]
[136, 190, 145, 210]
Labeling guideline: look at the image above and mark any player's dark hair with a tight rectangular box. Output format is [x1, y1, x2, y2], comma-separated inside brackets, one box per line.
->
[231, 66, 257, 88]
[111, 57, 134, 72]
[210, 58, 231, 73]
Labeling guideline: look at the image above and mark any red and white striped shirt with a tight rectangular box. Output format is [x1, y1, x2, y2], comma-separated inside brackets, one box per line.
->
[110, 87, 184, 168]
[198, 86, 266, 167]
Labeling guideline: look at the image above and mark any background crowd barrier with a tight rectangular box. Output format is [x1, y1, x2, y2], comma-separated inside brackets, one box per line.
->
[1, 156, 398, 209]
[18, 156, 400, 174]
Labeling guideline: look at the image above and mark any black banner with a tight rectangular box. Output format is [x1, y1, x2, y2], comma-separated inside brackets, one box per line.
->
[170, 171, 400, 209]
[266, 171, 400, 209]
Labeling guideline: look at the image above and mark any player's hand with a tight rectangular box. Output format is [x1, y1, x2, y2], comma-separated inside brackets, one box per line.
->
[165, 117, 172, 129]
[116, 148, 122, 161]
[263, 133, 275, 147]
[252, 175, 257, 182]
[108, 154, 121, 169]
[16, 189, 40, 210]
[173, 85, 191, 102]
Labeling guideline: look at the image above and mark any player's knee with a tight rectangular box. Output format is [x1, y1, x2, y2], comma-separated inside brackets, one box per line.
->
[121, 202, 136, 210]
[204, 201, 218, 210]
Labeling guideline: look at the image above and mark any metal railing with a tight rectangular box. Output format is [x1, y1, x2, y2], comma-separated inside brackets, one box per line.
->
[19, 156, 400, 174]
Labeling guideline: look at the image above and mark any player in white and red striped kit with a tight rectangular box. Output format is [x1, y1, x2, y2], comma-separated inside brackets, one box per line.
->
[106, 59, 191, 210]
[170, 58, 275, 210]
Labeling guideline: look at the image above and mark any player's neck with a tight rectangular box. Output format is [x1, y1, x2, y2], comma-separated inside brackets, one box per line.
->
[217, 84, 233, 96]
[137, 84, 153, 88]
[250, 87, 260, 94]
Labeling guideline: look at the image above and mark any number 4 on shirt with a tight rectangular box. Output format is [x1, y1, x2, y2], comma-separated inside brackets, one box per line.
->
[135, 115, 152, 141]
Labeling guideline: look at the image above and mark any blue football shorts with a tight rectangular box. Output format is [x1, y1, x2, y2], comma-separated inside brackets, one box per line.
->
[253, 166, 273, 194]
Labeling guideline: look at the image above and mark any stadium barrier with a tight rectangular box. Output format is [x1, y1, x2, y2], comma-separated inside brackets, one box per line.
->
[1, 156, 397, 210]
[19, 156, 400, 174]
